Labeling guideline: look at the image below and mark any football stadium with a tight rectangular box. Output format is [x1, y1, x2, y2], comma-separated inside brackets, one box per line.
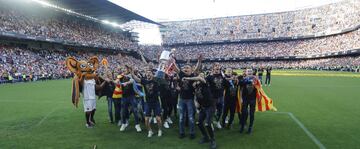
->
[1, 0, 360, 149]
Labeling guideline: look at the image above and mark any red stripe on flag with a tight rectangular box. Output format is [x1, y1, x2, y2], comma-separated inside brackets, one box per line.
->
[257, 92, 263, 111]
[264, 95, 270, 110]
[113, 90, 123, 94]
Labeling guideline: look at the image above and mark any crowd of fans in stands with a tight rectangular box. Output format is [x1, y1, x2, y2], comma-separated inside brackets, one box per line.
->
[1, 0, 360, 85]
[139, 28, 360, 60]
[161, 0, 360, 44]
[0, 45, 147, 84]
[169, 28, 360, 60]
[0, 1, 136, 50]
[1, 44, 359, 84]
[202, 56, 360, 72]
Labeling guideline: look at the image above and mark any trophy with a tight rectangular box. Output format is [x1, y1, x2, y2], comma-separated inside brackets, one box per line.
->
[155, 48, 176, 78]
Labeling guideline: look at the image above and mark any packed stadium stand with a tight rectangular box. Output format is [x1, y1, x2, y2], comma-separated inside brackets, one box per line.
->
[1, 0, 360, 84]
[0, 0, 154, 83]
[160, 0, 360, 44]
[138, 0, 360, 71]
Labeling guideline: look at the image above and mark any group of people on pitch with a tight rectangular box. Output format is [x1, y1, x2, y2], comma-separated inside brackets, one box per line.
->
[90, 56, 265, 149]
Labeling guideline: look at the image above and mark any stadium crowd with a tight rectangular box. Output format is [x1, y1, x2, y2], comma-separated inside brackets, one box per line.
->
[139, 28, 360, 60]
[0, 45, 147, 84]
[161, 0, 360, 44]
[0, 1, 136, 50]
[1, 43, 359, 84]
[202, 56, 360, 72]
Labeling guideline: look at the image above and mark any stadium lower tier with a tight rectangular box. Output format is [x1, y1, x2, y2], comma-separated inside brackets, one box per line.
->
[1, 45, 359, 84]
[202, 56, 360, 71]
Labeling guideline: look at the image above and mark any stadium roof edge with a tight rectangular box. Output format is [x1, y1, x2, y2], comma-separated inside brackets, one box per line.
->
[42, 0, 162, 26]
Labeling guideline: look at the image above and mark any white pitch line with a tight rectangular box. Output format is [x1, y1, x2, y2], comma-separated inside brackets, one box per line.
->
[35, 108, 57, 127]
[268, 112, 326, 149]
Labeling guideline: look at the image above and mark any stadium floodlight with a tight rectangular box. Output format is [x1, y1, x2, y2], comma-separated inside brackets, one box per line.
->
[32, 0, 125, 30]
[31, 0, 53, 7]
[31, 0, 99, 23]
[101, 20, 122, 28]
[101, 20, 111, 24]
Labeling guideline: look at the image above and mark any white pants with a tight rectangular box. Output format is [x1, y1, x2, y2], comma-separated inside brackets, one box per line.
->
[83, 99, 96, 112]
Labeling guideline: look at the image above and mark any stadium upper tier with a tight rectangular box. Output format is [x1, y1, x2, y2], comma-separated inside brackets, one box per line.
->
[0, 1, 136, 51]
[160, 0, 360, 45]
[139, 27, 360, 60]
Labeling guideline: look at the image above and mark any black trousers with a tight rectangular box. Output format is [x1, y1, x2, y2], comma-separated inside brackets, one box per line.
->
[222, 97, 236, 126]
[198, 106, 215, 140]
[265, 75, 271, 85]
[240, 99, 256, 128]
[169, 92, 178, 117]
[113, 99, 122, 123]
[160, 94, 172, 120]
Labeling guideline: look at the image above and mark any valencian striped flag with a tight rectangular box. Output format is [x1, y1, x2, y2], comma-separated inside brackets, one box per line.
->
[253, 79, 277, 112]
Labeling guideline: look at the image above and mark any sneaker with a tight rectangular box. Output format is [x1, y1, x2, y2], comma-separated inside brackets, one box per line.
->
[117, 121, 122, 127]
[89, 121, 96, 126]
[135, 124, 142, 132]
[166, 117, 173, 124]
[239, 126, 244, 133]
[85, 123, 93, 128]
[148, 130, 154, 138]
[164, 122, 170, 129]
[120, 124, 127, 131]
[198, 137, 210, 144]
[216, 121, 222, 129]
[247, 127, 252, 134]
[153, 118, 157, 124]
[158, 130, 162, 137]
[179, 133, 185, 139]
[225, 117, 229, 124]
[210, 140, 217, 149]
[190, 134, 195, 140]
[228, 124, 234, 129]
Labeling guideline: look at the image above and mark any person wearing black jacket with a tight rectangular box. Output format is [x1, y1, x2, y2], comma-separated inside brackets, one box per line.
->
[102, 78, 116, 124]
[132, 69, 163, 137]
[159, 75, 173, 129]
[206, 62, 227, 129]
[258, 67, 264, 84]
[173, 55, 202, 139]
[119, 66, 142, 132]
[168, 75, 178, 121]
[184, 73, 217, 149]
[265, 66, 272, 86]
[239, 69, 258, 134]
[222, 68, 238, 129]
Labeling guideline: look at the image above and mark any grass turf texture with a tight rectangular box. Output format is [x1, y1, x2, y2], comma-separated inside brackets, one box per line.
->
[1, 70, 360, 149]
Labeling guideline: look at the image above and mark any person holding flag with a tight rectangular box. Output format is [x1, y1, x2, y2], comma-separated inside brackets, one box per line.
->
[239, 68, 277, 134]
[222, 68, 238, 129]
[239, 69, 258, 134]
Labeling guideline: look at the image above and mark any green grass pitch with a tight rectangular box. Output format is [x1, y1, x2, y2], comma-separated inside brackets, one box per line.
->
[1, 70, 360, 149]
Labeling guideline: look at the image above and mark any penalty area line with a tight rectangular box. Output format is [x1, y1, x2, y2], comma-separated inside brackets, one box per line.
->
[268, 112, 326, 149]
[35, 108, 58, 127]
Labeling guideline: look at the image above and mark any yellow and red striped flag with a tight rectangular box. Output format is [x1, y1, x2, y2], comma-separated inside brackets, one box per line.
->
[254, 78, 277, 112]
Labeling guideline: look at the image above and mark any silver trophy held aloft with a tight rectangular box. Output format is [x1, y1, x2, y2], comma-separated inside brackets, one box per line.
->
[155, 48, 176, 78]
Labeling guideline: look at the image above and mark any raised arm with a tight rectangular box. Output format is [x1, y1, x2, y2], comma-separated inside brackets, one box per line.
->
[130, 68, 141, 83]
[193, 55, 203, 74]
